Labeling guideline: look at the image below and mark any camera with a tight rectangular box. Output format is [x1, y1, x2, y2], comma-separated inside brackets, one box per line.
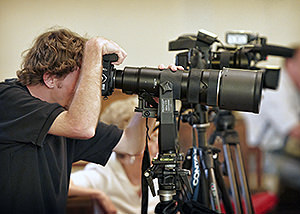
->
[169, 29, 294, 90]
[101, 30, 294, 113]
[102, 59, 263, 113]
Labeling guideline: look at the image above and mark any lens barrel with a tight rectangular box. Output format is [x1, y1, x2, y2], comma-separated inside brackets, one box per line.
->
[114, 67, 263, 113]
[217, 68, 263, 113]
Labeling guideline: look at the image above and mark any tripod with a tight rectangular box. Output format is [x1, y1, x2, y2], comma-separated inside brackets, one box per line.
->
[209, 109, 254, 214]
[181, 104, 234, 213]
[139, 70, 254, 214]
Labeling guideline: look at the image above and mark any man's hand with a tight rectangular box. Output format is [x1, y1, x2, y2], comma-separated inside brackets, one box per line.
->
[94, 37, 127, 65]
[83, 37, 127, 69]
[158, 64, 185, 71]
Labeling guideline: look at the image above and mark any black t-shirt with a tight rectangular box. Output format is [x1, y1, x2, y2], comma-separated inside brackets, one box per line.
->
[0, 79, 123, 214]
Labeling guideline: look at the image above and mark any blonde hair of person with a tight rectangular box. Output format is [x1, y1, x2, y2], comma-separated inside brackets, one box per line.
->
[100, 96, 138, 130]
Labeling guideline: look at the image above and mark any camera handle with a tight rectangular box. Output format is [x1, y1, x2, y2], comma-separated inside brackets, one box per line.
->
[143, 75, 192, 214]
[209, 110, 254, 214]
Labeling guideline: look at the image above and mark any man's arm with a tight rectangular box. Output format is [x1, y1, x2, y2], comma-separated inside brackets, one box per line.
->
[113, 113, 156, 155]
[49, 37, 126, 139]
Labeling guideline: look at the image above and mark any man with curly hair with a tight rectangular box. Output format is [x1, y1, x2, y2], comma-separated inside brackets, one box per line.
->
[0, 28, 158, 214]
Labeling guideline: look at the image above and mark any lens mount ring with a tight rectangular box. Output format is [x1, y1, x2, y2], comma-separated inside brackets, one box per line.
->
[216, 69, 222, 106]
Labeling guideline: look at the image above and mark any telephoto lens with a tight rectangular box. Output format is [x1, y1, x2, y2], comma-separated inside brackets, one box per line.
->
[112, 67, 263, 113]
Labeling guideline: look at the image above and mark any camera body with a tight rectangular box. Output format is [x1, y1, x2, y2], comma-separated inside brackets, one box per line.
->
[102, 54, 118, 97]
[168, 29, 288, 90]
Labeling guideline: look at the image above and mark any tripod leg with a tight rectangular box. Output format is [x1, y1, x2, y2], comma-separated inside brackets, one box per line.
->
[200, 148, 222, 213]
[223, 144, 243, 214]
[200, 169, 210, 207]
[206, 168, 221, 212]
[234, 144, 254, 214]
[214, 159, 234, 214]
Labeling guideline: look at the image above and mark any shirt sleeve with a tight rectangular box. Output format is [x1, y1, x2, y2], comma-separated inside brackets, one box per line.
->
[72, 122, 123, 166]
[0, 84, 65, 146]
[262, 76, 299, 136]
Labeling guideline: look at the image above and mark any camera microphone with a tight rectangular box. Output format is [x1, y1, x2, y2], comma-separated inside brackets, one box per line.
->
[253, 44, 295, 58]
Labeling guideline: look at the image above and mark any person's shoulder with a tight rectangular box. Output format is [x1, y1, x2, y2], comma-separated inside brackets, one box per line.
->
[0, 78, 26, 92]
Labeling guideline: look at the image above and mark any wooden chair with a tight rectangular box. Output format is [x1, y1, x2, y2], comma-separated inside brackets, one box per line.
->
[234, 114, 263, 191]
[66, 196, 104, 214]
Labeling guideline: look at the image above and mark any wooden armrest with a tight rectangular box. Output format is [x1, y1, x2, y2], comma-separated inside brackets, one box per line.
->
[66, 196, 104, 214]
[72, 160, 89, 167]
[245, 146, 263, 190]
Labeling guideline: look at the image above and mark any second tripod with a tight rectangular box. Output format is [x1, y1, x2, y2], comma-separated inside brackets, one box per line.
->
[209, 109, 254, 214]
[182, 104, 253, 214]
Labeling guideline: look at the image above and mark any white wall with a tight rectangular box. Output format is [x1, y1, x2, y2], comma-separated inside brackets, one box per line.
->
[1, 0, 300, 81]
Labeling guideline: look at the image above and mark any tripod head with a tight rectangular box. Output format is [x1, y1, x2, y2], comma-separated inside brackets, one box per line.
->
[181, 104, 209, 126]
[212, 109, 236, 131]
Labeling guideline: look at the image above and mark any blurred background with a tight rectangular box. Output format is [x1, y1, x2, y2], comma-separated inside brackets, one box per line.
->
[1, 0, 300, 213]
[1, 0, 300, 80]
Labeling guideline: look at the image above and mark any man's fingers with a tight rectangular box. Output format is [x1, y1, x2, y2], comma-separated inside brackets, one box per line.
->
[158, 64, 165, 70]
[177, 65, 185, 70]
[112, 48, 127, 65]
[158, 64, 185, 71]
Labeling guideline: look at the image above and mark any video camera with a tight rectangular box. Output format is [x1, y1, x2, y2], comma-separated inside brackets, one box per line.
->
[169, 29, 294, 89]
[101, 30, 294, 114]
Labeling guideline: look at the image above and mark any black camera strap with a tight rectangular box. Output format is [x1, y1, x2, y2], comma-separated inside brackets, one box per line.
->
[141, 118, 151, 214]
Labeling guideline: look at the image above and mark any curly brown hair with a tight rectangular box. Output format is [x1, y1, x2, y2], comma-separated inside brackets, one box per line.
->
[17, 28, 87, 85]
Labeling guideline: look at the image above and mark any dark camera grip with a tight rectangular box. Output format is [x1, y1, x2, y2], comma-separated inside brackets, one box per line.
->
[103, 53, 119, 62]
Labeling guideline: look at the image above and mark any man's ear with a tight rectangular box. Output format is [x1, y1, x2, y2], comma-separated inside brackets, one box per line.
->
[43, 72, 55, 89]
